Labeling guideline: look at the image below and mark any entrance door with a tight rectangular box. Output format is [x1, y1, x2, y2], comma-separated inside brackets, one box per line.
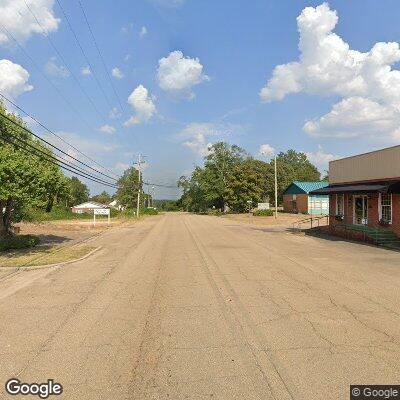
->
[354, 195, 368, 225]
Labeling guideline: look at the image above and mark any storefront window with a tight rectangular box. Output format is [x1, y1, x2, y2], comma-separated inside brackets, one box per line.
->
[336, 194, 344, 216]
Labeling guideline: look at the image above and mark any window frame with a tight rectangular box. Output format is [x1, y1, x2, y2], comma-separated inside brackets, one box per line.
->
[379, 193, 392, 224]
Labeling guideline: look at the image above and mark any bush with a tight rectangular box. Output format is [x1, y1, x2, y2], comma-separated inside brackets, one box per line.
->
[141, 207, 158, 215]
[0, 234, 40, 251]
[252, 209, 274, 217]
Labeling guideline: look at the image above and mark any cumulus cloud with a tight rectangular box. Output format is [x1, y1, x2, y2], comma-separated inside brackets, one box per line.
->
[124, 85, 156, 126]
[45, 57, 70, 78]
[259, 144, 275, 158]
[0, 59, 33, 99]
[178, 122, 239, 156]
[99, 124, 116, 135]
[157, 50, 209, 99]
[139, 26, 147, 38]
[305, 145, 340, 171]
[260, 3, 400, 140]
[114, 162, 130, 171]
[81, 66, 91, 75]
[0, 0, 59, 45]
[112, 67, 123, 79]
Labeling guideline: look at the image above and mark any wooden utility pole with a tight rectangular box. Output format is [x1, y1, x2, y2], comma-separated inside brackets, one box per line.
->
[274, 155, 278, 219]
[136, 154, 142, 218]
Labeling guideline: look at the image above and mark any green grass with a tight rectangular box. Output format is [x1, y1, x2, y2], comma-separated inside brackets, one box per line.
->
[0, 234, 40, 252]
[252, 209, 274, 216]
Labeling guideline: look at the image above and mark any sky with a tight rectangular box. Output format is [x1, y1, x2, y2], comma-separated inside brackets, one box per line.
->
[1, 0, 400, 199]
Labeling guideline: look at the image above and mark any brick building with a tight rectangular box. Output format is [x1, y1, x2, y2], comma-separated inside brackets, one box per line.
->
[310, 145, 400, 243]
[282, 181, 329, 214]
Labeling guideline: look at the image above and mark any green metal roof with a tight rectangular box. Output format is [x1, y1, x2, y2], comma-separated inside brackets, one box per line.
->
[283, 181, 329, 195]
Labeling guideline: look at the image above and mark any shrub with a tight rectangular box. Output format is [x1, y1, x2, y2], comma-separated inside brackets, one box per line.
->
[0, 234, 40, 251]
[141, 207, 158, 215]
[252, 209, 274, 217]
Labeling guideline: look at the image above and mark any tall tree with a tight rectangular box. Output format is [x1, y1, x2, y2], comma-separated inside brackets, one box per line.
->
[0, 102, 65, 235]
[91, 191, 112, 205]
[116, 166, 142, 208]
[68, 177, 89, 206]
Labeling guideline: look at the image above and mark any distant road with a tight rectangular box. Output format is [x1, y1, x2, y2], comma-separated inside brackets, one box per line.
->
[1, 213, 399, 399]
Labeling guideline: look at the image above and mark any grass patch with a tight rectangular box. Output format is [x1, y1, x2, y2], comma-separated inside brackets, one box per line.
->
[0, 235, 40, 251]
[0, 244, 96, 268]
[252, 209, 274, 216]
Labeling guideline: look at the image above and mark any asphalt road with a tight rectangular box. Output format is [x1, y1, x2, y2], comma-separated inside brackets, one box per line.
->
[1, 213, 400, 399]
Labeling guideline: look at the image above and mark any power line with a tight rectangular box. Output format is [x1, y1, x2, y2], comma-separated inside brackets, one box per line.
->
[0, 23, 95, 134]
[0, 134, 118, 189]
[23, 0, 109, 126]
[0, 93, 120, 180]
[55, 0, 115, 113]
[2, 132, 119, 188]
[0, 108, 118, 183]
[78, 0, 125, 114]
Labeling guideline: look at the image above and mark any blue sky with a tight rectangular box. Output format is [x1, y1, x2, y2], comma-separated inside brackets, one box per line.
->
[1, 1, 400, 199]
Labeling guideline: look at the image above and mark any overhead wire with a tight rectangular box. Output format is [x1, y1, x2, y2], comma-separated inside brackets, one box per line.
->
[0, 107, 118, 183]
[23, 0, 109, 126]
[0, 134, 119, 188]
[0, 93, 120, 180]
[55, 0, 115, 113]
[78, 0, 126, 114]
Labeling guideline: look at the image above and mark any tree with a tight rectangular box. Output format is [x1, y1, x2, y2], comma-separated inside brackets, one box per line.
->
[91, 191, 112, 205]
[225, 159, 272, 213]
[68, 177, 89, 206]
[116, 166, 142, 208]
[0, 102, 66, 235]
[267, 150, 321, 205]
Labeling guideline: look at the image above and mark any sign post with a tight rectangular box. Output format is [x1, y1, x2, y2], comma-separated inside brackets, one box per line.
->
[93, 208, 110, 227]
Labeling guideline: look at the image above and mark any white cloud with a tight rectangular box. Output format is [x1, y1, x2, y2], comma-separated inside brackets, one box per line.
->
[259, 143, 275, 158]
[114, 162, 130, 171]
[178, 122, 238, 156]
[139, 26, 147, 38]
[0, 59, 33, 99]
[260, 3, 400, 140]
[0, 0, 59, 45]
[124, 54, 131, 62]
[99, 124, 116, 135]
[81, 66, 91, 75]
[157, 50, 209, 98]
[124, 85, 156, 126]
[111, 67, 123, 79]
[45, 57, 70, 78]
[305, 145, 340, 171]
[109, 107, 121, 119]
[148, 0, 185, 8]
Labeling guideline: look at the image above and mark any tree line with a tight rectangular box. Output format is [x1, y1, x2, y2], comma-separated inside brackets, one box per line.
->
[0, 102, 146, 236]
[177, 142, 322, 213]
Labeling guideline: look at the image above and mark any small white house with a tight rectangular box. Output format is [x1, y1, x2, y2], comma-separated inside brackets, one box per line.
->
[71, 201, 107, 214]
[108, 199, 125, 211]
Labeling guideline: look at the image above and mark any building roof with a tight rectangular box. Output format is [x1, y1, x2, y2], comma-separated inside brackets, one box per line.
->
[310, 181, 400, 195]
[72, 201, 107, 209]
[283, 181, 329, 195]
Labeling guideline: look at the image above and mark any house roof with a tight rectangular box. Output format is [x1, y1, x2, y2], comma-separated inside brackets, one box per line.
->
[283, 181, 329, 195]
[72, 201, 107, 209]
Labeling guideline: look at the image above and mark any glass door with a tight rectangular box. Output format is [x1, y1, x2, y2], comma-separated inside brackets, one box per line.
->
[354, 195, 368, 225]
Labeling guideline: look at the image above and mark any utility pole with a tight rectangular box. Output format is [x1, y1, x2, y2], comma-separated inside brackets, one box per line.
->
[274, 155, 278, 219]
[136, 154, 142, 218]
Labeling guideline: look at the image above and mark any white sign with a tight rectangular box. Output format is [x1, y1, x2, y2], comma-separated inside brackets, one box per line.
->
[94, 208, 110, 215]
[257, 203, 270, 210]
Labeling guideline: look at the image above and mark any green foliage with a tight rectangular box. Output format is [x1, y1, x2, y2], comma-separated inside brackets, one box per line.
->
[68, 176, 89, 206]
[0, 234, 40, 252]
[91, 191, 112, 205]
[153, 200, 180, 211]
[0, 102, 66, 235]
[252, 209, 274, 216]
[116, 167, 142, 209]
[178, 144, 321, 214]
[141, 207, 158, 215]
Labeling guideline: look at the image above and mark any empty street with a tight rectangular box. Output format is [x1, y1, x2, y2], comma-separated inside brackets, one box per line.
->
[1, 213, 400, 399]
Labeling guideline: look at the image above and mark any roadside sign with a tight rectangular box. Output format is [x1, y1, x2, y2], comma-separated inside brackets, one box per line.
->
[257, 203, 270, 210]
[93, 208, 110, 226]
[94, 208, 110, 215]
